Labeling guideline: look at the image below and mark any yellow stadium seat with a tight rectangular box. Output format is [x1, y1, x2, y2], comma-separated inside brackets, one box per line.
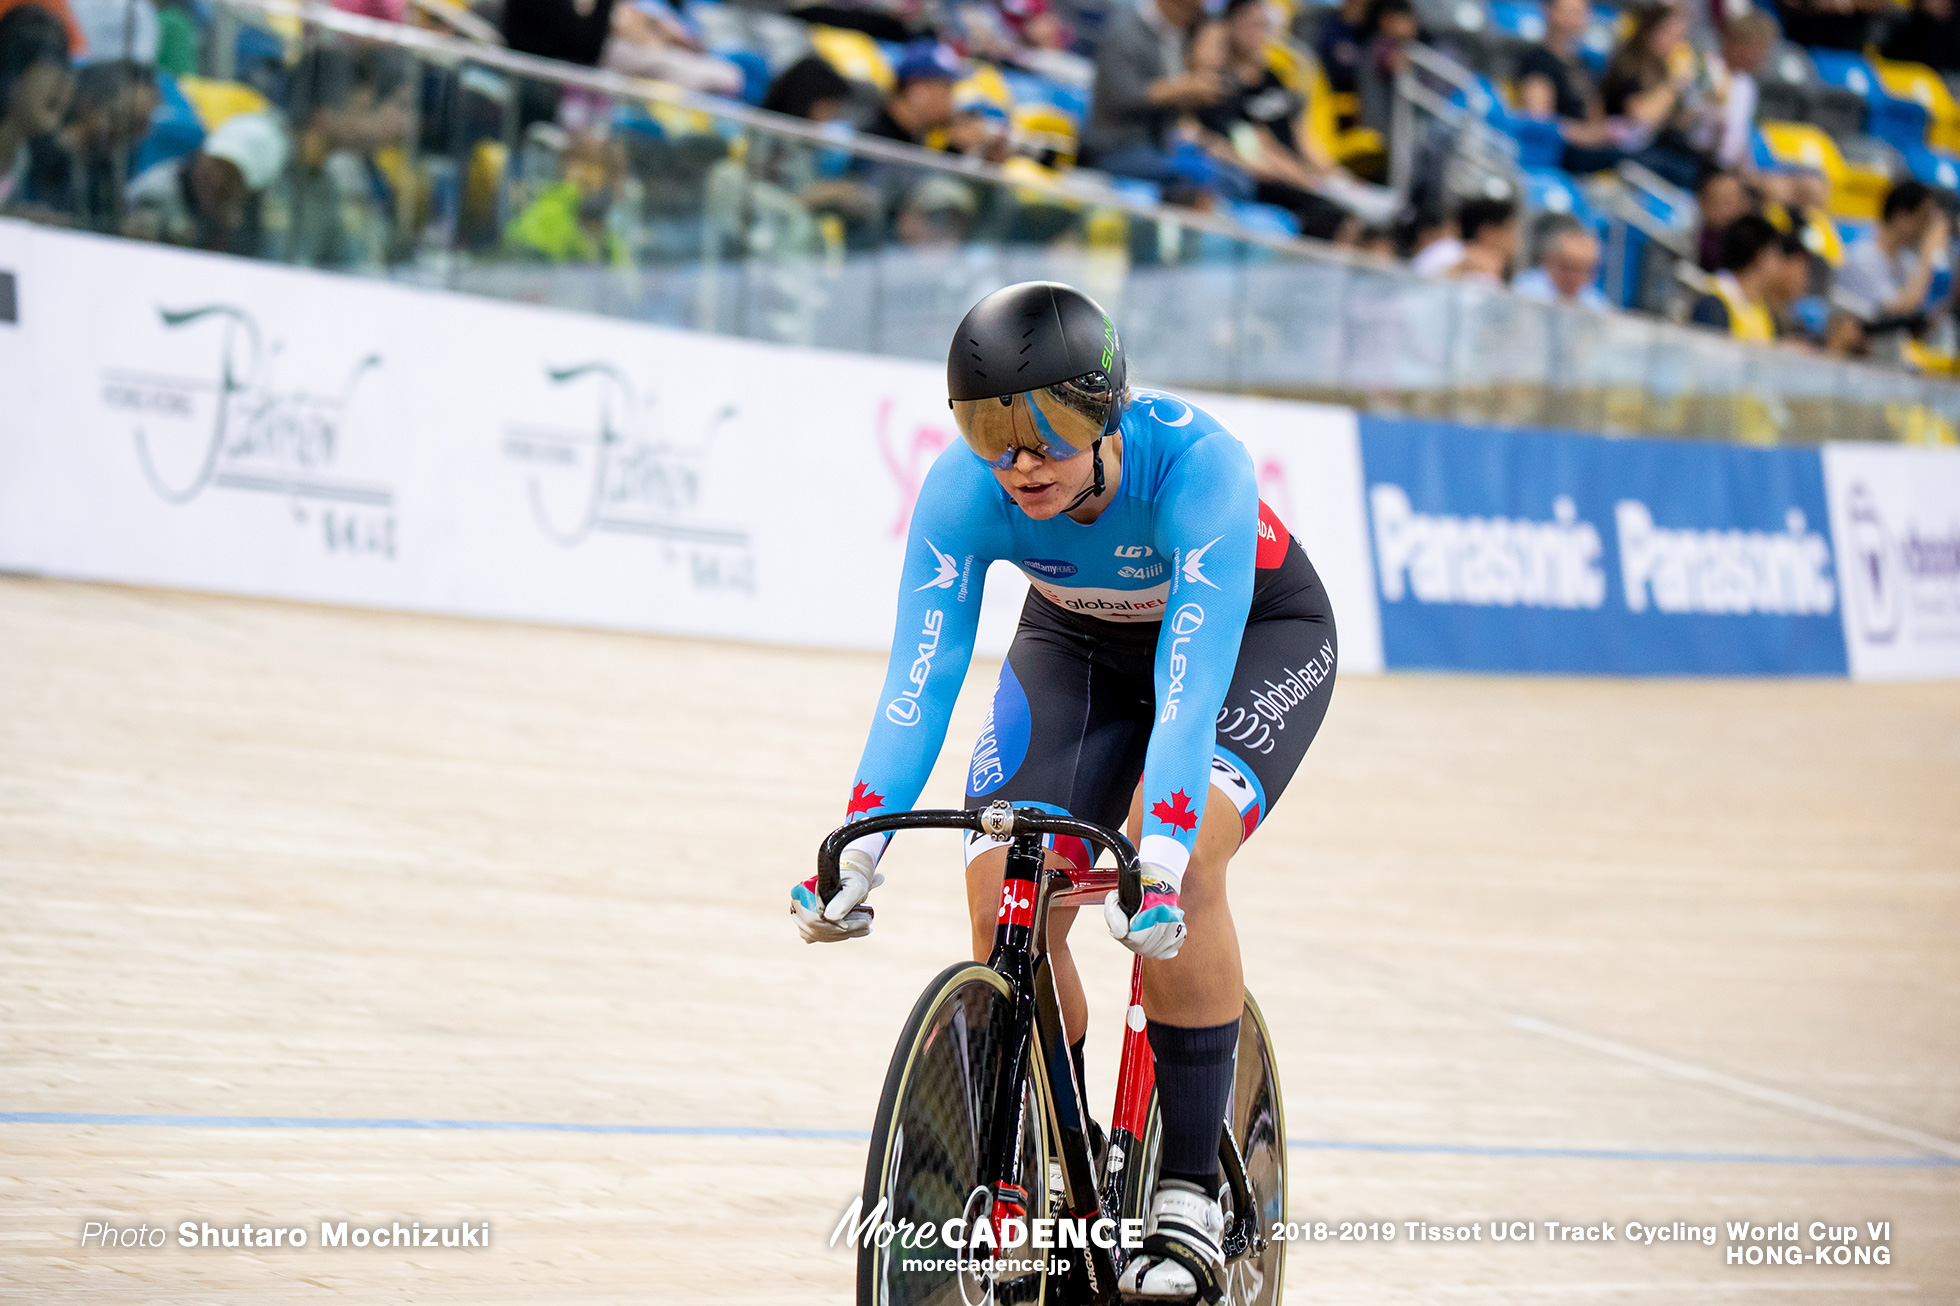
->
[175, 76, 272, 130]
[1011, 103, 1078, 169]
[1872, 56, 1960, 154]
[1299, 52, 1383, 170]
[1758, 120, 1887, 220]
[1001, 154, 1080, 207]
[809, 26, 893, 93]
[956, 63, 1013, 111]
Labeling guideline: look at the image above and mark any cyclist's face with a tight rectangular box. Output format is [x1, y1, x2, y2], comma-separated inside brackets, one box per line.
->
[990, 443, 1095, 519]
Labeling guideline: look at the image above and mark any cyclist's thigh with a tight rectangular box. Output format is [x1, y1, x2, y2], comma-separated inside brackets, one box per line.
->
[1210, 540, 1340, 843]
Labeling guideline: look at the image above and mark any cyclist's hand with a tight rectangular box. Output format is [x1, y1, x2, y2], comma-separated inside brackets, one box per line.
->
[791, 848, 883, 944]
[1103, 863, 1187, 960]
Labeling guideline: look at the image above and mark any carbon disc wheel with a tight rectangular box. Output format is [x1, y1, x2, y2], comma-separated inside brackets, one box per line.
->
[860, 962, 1049, 1306]
[1117, 991, 1287, 1306]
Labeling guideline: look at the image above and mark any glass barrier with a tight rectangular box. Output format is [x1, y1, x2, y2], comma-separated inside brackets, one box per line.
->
[8, 0, 1957, 446]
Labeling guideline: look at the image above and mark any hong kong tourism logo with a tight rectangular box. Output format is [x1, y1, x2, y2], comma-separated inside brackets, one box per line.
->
[502, 361, 755, 595]
[102, 304, 396, 558]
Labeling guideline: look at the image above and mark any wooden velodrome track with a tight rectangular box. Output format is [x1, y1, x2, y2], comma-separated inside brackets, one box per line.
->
[2, 575, 1956, 1304]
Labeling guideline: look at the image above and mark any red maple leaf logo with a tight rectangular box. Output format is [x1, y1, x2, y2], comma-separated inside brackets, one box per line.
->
[845, 782, 886, 820]
[1149, 789, 1198, 833]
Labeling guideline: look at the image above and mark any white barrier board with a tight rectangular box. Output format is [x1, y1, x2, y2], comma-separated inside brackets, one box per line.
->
[1824, 443, 1960, 680]
[0, 220, 1381, 671]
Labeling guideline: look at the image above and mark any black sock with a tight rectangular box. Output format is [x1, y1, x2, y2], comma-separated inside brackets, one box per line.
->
[1070, 1037, 1087, 1096]
[1146, 1018, 1240, 1195]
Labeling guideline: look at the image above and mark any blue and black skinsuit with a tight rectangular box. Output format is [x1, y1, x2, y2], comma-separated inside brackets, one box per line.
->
[843, 388, 1338, 876]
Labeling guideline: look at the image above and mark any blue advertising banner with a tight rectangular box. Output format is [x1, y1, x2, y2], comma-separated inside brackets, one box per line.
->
[1358, 417, 1849, 675]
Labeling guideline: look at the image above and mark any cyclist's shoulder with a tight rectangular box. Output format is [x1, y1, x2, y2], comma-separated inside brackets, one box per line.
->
[1123, 390, 1251, 494]
[917, 439, 1012, 520]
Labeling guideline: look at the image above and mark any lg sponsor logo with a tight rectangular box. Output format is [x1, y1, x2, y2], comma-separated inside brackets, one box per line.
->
[1158, 604, 1204, 723]
[1114, 545, 1154, 558]
[886, 609, 945, 726]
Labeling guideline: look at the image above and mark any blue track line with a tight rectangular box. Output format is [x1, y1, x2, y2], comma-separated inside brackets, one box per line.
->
[4, 1111, 1955, 1167]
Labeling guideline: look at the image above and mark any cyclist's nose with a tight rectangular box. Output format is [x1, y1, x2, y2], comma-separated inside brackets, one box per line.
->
[1012, 448, 1046, 475]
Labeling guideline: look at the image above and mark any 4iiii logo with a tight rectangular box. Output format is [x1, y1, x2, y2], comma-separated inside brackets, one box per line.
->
[105, 305, 395, 557]
[503, 363, 755, 594]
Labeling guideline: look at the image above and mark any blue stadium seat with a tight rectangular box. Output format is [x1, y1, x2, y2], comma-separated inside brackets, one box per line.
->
[1486, 0, 1545, 42]
[1522, 165, 1601, 228]
[1811, 49, 1930, 150]
[1902, 142, 1960, 192]
[1226, 200, 1304, 238]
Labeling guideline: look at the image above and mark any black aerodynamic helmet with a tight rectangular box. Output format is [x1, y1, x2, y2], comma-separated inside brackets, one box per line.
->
[946, 282, 1128, 484]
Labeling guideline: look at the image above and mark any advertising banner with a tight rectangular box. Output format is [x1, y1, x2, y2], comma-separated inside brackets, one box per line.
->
[1823, 444, 1960, 680]
[1358, 417, 1848, 675]
[0, 220, 1379, 670]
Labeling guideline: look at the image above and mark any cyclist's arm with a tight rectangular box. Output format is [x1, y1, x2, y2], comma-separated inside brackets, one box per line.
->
[842, 449, 1005, 862]
[1138, 431, 1258, 875]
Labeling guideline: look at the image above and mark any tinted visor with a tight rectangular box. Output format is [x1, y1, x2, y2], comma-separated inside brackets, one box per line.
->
[951, 374, 1114, 470]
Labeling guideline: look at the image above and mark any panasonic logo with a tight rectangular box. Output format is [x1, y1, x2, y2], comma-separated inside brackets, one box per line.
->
[1616, 501, 1835, 616]
[1370, 484, 1606, 609]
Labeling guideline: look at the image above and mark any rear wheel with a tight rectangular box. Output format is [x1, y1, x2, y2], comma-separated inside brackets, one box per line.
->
[860, 962, 1049, 1306]
[1117, 991, 1286, 1306]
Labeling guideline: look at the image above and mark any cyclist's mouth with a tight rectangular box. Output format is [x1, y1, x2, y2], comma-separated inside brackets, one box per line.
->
[1013, 481, 1056, 506]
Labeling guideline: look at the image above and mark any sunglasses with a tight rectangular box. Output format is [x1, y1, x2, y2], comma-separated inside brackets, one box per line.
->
[949, 374, 1114, 470]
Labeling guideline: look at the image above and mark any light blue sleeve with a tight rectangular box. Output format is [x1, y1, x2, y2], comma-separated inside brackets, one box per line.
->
[842, 449, 1008, 855]
[1137, 431, 1258, 875]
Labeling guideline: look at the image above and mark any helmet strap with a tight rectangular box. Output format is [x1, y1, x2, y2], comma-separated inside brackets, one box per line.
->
[1059, 437, 1106, 516]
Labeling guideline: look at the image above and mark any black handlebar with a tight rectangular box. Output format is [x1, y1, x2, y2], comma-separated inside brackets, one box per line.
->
[817, 807, 1144, 917]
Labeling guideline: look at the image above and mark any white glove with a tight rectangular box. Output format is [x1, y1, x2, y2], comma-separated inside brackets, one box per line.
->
[791, 848, 884, 944]
[1103, 863, 1187, 960]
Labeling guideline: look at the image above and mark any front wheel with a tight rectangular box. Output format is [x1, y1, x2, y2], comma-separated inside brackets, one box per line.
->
[1118, 991, 1286, 1306]
[860, 962, 1049, 1306]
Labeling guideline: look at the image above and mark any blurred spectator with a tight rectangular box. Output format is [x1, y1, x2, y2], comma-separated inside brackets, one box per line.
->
[893, 172, 976, 243]
[863, 42, 962, 146]
[1192, 0, 1356, 239]
[1775, 0, 1887, 53]
[1316, 0, 1372, 97]
[1823, 307, 1869, 356]
[1689, 212, 1778, 340]
[603, 0, 744, 96]
[999, 0, 1092, 88]
[1513, 213, 1608, 307]
[1083, 0, 1224, 179]
[1600, 2, 1706, 190]
[26, 57, 155, 228]
[1695, 169, 1750, 271]
[1412, 194, 1516, 278]
[1835, 179, 1951, 353]
[762, 52, 854, 123]
[0, 3, 72, 210]
[0, 0, 80, 57]
[947, 90, 1010, 163]
[1517, 0, 1619, 173]
[502, 0, 614, 128]
[1881, 0, 1960, 73]
[1704, 10, 1774, 174]
[123, 109, 287, 252]
[284, 44, 414, 267]
[1766, 230, 1821, 341]
[71, 0, 156, 62]
[1356, 0, 1416, 137]
[505, 127, 628, 263]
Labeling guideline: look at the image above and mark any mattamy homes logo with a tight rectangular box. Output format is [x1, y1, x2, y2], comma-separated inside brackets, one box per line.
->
[102, 304, 396, 557]
[502, 362, 755, 595]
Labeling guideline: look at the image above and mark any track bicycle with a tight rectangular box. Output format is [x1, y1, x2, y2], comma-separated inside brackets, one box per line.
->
[815, 800, 1287, 1306]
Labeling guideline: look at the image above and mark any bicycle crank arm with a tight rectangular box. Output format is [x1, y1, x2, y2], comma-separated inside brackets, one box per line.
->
[1218, 1121, 1267, 1263]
